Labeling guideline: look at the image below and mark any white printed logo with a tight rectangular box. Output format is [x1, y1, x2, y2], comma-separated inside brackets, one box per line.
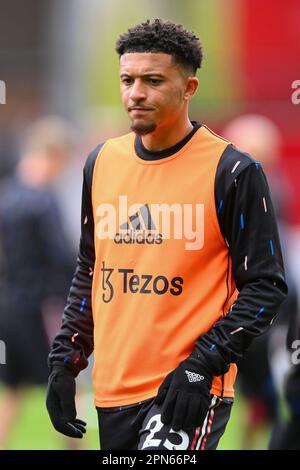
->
[95, 196, 204, 251]
[185, 370, 204, 383]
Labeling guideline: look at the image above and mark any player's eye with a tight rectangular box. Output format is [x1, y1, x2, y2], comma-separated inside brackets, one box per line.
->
[148, 78, 162, 85]
[121, 77, 133, 85]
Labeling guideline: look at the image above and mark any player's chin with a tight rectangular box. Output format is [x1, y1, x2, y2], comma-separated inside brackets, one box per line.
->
[130, 119, 156, 136]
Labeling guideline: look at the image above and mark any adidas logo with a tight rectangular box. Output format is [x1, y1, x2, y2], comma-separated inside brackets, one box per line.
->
[95, 195, 204, 250]
[185, 370, 205, 383]
[120, 203, 156, 231]
[114, 204, 163, 245]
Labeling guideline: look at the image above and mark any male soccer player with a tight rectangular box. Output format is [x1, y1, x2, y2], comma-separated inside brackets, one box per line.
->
[46, 19, 287, 450]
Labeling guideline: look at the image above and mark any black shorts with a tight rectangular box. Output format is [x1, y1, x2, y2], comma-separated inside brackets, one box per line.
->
[0, 311, 50, 388]
[97, 394, 233, 450]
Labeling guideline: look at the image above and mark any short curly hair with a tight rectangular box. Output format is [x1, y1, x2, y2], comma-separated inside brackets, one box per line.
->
[116, 19, 203, 75]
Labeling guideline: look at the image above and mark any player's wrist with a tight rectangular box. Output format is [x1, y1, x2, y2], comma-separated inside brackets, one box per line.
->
[50, 364, 77, 378]
[184, 352, 213, 383]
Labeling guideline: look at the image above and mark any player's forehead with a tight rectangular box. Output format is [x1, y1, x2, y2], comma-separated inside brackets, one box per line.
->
[119, 52, 176, 77]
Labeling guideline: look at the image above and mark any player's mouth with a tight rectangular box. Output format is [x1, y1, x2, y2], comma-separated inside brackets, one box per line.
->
[129, 106, 154, 114]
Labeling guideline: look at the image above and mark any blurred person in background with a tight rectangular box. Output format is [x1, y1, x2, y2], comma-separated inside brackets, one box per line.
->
[268, 293, 300, 449]
[223, 114, 299, 449]
[46, 19, 287, 450]
[0, 116, 77, 449]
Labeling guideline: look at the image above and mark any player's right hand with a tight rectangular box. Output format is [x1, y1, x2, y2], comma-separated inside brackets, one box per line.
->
[46, 366, 87, 438]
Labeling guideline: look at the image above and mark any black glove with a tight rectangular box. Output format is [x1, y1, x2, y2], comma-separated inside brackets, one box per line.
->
[46, 366, 87, 438]
[154, 352, 213, 431]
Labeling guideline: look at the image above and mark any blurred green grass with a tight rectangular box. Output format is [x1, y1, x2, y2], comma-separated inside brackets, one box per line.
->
[0, 386, 99, 450]
[218, 393, 271, 450]
[0, 387, 270, 450]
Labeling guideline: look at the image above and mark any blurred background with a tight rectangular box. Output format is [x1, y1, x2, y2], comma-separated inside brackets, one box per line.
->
[0, 0, 299, 450]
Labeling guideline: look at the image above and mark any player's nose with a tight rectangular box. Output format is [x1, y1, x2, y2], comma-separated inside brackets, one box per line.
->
[129, 79, 147, 101]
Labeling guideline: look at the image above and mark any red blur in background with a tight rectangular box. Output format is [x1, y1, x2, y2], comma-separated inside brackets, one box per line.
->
[242, 0, 300, 224]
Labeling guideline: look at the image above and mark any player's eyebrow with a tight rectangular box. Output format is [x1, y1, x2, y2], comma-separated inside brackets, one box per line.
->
[142, 73, 165, 77]
[120, 72, 165, 78]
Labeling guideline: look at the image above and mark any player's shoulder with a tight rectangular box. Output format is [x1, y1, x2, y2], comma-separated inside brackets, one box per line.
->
[86, 132, 134, 164]
[83, 143, 104, 183]
[218, 143, 259, 176]
[199, 124, 259, 170]
[83, 132, 134, 180]
[105, 131, 135, 152]
[86, 141, 104, 162]
[215, 142, 262, 196]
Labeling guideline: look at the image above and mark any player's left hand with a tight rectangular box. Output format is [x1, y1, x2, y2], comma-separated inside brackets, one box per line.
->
[154, 353, 213, 431]
[46, 366, 87, 438]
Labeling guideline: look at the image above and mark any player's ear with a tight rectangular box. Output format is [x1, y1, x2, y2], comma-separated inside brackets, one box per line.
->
[183, 77, 199, 101]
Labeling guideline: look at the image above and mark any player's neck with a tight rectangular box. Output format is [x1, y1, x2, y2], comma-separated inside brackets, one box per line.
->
[141, 117, 193, 152]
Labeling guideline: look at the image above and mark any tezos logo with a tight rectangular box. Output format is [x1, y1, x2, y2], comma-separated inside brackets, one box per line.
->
[101, 260, 183, 303]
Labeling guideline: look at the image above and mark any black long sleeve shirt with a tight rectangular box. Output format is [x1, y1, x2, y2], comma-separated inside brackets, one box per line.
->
[48, 125, 287, 384]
